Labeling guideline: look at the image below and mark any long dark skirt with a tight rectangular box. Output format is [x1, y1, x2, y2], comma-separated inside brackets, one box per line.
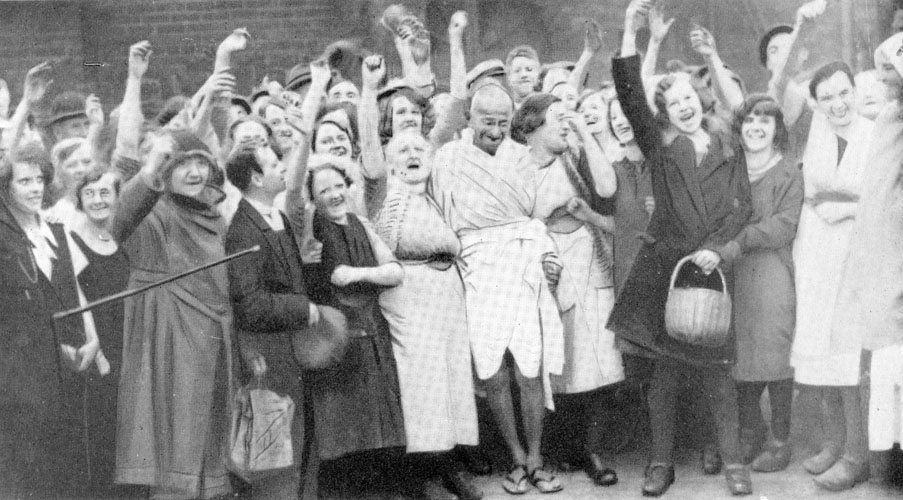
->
[607, 243, 736, 367]
[307, 301, 406, 461]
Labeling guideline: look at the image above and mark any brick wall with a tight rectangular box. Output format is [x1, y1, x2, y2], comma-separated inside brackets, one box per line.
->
[0, 0, 895, 117]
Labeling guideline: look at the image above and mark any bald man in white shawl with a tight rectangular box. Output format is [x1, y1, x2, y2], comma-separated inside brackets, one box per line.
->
[430, 81, 565, 493]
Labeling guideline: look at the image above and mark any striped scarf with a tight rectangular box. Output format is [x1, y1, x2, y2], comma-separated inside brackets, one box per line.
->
[561, 149, 614, 286]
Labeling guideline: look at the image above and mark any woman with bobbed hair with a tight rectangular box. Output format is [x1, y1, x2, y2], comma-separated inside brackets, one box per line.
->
[69, 167, 130, 490]
[511, 92, 623, 490]
[302, 158, 407, 476]
[724, 94, 803, 473]
[359, 11, 470, 184]
[0, 141, 93, 496]
[605, 1, 753, 496]
[377, 85, 436, 145]
[46, 136, 93, 223]
[314, 101, 362, 158]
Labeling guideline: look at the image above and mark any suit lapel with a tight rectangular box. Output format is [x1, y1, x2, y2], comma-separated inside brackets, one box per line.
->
[238, 199, 289, 274]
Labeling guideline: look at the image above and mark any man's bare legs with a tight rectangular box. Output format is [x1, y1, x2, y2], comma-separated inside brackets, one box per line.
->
[482, 354, 546, 472]
[483, 359, 527, 468]
[513, 360, 545, 473]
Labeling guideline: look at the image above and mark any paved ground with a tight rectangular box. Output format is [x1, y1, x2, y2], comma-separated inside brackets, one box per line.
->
[471, 448, 903, 500]
[8, 386, 902, 500]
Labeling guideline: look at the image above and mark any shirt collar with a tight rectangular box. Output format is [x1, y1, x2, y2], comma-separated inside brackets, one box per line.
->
[244, 196, 284, 231]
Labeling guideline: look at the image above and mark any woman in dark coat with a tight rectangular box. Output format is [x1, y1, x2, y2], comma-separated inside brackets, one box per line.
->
[304, 160, 406, 461]
[112, 131, 234, 500]
[606, 2, 752, 496]
[0, 143, 90, 497]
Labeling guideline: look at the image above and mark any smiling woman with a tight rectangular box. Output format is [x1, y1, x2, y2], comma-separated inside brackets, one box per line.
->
[69, 168, 130, 488]
[726, 94, 802, 473]
[110, 130, 235, 499]
[303, 161, 407, 463]
[378, 86, 433, 144]
[605, 3, 753, 495]
[0, 143, 92, 496]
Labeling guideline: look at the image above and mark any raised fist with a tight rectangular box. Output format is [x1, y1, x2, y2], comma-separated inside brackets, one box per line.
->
[128, 41, 152, 79]
[448, 11, 468, 39]
[362, 55, 386, 91]
[219, 28, 250, 53]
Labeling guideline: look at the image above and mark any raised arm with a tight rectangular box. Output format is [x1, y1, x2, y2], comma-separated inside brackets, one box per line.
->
[385, 6, 433, 95]
[114, 42, 151, 169]
[297, 59, 332, 138]
[429, 11, 469, 148]
[359, 55, 388, 179]
[642, 6, 673, 113]
[84, 94, 105, 152]
[191, 29, 249, 149]
[210, 28, 250, 144]
[569, 19, 603, 93]
[620, 0, 654, 58]
[282, 105, 312, 231]
[568, 112, 616, 198]
[109, 134, 171, 243]
[189, 69, 235, 155]
[615, 0, 661, 160]
[768, 0, 826, 126]
[0, 79, 9, 121]
[2, 62, 52, 154]
[690, 26, 744, 112]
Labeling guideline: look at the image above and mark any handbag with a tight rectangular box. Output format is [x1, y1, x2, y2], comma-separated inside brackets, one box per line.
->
[664, 255, 732, 348]
[228, 377, 295, 482]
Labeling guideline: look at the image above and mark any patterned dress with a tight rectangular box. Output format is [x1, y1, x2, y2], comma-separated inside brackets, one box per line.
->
[532, 156, 624, 394]
[375, 189, 478, 453]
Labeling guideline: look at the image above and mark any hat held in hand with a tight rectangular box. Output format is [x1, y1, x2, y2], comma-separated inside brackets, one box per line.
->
[293, 304, 350, 370]
[381, 4, 431, 65]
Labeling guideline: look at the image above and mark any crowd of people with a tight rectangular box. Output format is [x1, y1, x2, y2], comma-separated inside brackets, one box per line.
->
[1, 0, 902, 498]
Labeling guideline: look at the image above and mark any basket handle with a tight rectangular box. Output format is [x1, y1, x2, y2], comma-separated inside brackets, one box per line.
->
[669, 254, 728, 294]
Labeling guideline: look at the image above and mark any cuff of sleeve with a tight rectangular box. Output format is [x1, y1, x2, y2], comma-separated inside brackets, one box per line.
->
[308, 303, 319, 326]
[715, 240, 742, 264]
[139, 170, 164, 192]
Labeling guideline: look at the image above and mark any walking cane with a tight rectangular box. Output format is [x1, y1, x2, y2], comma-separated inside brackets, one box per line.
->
[53, 245, 260, 320]
[50, 245, 259, 484]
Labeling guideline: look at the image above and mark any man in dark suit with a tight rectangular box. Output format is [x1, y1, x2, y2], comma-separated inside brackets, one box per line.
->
[225, 142, 320, 500]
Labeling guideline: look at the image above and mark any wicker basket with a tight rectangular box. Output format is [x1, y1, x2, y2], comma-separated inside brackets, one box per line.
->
[664, 255, 732, 348]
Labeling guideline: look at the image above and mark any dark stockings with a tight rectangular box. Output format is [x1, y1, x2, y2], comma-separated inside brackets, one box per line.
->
[736, 379, 793, 442]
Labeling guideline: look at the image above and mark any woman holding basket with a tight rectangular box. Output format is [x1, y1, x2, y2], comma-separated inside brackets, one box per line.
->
[606, 1, 752, 496]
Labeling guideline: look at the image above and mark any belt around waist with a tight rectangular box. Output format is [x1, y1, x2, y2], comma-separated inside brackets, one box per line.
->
[399, 253, 456, 271]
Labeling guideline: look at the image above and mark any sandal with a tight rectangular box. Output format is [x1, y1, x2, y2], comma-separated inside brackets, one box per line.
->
[528, 467, 563, 494]
[502, 465, 530, 495]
